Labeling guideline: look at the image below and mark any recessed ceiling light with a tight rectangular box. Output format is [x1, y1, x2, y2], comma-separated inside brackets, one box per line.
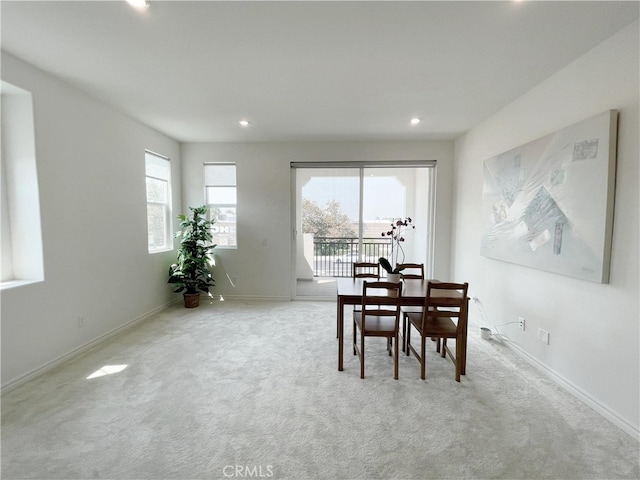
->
[126, 0, 149, 10]
[239, 120, 250, 127]
[410, 117, 421, 125]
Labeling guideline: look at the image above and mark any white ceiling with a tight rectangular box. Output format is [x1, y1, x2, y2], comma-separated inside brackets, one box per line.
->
[2, 1, 638, 143]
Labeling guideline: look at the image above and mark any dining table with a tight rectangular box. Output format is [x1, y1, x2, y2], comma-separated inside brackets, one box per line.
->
[335, 277, 469, 372]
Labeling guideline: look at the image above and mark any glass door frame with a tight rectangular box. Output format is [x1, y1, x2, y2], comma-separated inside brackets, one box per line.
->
[290, 160, 437, 299]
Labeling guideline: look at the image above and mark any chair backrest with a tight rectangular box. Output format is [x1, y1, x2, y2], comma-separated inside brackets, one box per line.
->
[397, 263, 424, 279]
[353, 262, 380, 279]
[423, 282, 469, 330]
[360, 280, 403, 320]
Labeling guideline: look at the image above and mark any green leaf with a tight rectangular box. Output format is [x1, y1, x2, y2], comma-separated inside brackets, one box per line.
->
[169, 205, 216, 296]
[379, 257, 393, 273]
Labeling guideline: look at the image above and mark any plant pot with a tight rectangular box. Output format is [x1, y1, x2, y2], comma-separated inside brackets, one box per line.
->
[183, 292, 200, 308]
[386, 273, 402, 283]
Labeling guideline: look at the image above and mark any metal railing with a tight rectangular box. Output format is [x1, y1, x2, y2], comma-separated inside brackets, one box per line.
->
[312, 237, 391, 277]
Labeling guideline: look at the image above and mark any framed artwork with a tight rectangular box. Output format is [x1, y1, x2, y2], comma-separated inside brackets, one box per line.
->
[480, 110, 618, 283]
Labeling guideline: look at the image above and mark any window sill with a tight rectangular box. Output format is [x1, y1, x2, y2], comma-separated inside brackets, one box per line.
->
[149, 247, 173, 255]
[0, 279, 43, 291]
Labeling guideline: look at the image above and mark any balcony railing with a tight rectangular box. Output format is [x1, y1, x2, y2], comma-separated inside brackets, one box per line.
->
[312, 237, 392, 277]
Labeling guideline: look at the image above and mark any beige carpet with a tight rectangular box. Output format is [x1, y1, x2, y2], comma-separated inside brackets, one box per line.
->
[2, 300, 638, 479]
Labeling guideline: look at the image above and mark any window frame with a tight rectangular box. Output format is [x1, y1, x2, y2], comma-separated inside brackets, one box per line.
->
[145, 150, 172, 254]
[291, 160, 437, 287]
[1, 81, 44, 289]
[204, 162, 237, 249]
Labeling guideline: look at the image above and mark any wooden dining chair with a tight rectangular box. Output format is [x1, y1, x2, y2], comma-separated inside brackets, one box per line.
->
[405, 281, 469, 381]
[353, 280, 403, 379]
[350, 261, 381, 316]
[336, 262, 383, 339]
[352, 262, 380, 279]
[397, 263, 424, 279]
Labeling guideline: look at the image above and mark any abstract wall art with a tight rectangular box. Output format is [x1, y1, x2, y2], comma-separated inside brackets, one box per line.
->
[480, 110, 618, 283]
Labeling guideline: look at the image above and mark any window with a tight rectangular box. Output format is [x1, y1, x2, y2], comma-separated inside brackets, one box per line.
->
[145, 151, 172, 253]
[204, 163, 237, 247]
[1, 81, 44, 288]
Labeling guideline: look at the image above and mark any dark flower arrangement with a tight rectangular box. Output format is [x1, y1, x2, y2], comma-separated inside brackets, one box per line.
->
[379, 217, 415, 274]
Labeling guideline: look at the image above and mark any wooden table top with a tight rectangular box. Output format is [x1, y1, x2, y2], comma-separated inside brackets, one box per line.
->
[337, 277, 440, 299]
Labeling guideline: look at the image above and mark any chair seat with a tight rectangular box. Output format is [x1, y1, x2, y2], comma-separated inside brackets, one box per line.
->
[407, 312, 457, 337]
[354, 312, 398, 334]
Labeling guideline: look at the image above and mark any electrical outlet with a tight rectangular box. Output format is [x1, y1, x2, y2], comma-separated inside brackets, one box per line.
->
[538, 328, 550, 345]
[518, 317, 525, 330]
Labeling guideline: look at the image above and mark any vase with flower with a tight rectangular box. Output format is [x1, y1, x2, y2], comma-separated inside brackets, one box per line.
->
[379, 216, 415, 281]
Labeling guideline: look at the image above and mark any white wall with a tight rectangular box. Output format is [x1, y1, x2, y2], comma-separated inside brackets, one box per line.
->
[452, 21, 639, 436]
[0, 53, 183, 389]
[181, 141, 455, 299]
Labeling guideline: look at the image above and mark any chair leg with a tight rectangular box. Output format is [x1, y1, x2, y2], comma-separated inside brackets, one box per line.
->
[460, 334, 467, 375]
[360, 331, 365, 379]
[353, 320, 357, 355]
[405, 322, 411, 356]
[441, 338, 447, 358]
[394, 333, 399, 380]
[456, 334, 464, 381]
[420, 334, 426, 380]
[401, 314, 406, 353]
[442, 338, 463, 382]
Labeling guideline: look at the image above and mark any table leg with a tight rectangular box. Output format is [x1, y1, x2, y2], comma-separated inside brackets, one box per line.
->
[338, 297, 345, 371]
[461, 298, 469, 375]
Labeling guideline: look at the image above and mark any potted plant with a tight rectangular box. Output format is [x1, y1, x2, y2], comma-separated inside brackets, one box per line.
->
[168, 205, 216, 308]
[379, 217, 415, 281]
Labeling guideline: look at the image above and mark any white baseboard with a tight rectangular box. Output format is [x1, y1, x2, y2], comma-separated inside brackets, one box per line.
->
[295, 295, 335, 301]
[505, 341, 639, 441]
[1, 300, 176, 395]
[215, 295, 292, 302]
[468, 315, 639, 441]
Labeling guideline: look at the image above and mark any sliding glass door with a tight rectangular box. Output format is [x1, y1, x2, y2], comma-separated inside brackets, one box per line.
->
[293, 162, 435, 298]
